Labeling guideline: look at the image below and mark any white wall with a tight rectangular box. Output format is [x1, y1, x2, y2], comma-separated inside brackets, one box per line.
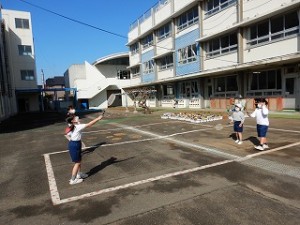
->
[129, 53, 140, 67]
[2, 9, 37, 90]
[204, 52, 238, 70]
[156, 37, 173, 56]
[66, 64, 86, 88]
[244, 37, 299, 63]
[174, 0, 196, 12]
[243, 0, 292, 21]
[154, 1, 172, 25]
[140, 16, 153, 36]
[157, 68, 174, 80]
[203, 5, 237, 37]
[128, 26, 139, 43]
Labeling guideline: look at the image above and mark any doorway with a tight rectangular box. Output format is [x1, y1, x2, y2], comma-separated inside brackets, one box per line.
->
[284, 74, 300, 110]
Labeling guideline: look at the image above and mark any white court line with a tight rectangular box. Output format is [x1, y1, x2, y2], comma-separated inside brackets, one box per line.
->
[83, 120, 198, 134]
[45, 122, 300, 205]
[245, 125, 300, 134]
[49, 126, 228, 155]
[44, 154, 61, 205]
[45, 141, 300, 205]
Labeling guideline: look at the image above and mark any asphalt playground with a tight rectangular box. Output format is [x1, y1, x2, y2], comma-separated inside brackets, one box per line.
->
[0, 108, 300, 225]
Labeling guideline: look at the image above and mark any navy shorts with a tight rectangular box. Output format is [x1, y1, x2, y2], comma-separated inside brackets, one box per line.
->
[234, 121, 243, 132]
[68, 141, 82, 162]
[257, 124, 268, 137]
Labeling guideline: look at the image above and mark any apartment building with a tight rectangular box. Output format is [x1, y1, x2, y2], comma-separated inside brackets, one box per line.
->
[0, 8, 38, 121]
[126, 0, 300, 111]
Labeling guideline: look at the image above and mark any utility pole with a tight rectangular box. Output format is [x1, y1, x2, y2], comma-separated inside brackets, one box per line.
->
[41, 69, 45, 111]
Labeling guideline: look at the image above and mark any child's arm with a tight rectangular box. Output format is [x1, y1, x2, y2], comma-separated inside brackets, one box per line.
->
[86, 115, 103, 128]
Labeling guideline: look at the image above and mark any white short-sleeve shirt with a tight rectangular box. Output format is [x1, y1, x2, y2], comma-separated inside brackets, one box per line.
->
[68, 124, 87, 141]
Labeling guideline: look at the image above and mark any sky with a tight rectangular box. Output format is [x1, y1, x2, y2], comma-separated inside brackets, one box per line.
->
[1, 0, 158, 84]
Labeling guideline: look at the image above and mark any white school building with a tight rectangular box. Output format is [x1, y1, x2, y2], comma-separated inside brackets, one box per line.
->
[125, 0, 300, 111]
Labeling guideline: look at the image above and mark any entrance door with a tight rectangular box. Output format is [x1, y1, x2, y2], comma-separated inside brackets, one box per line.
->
[285, 75, 300, 110]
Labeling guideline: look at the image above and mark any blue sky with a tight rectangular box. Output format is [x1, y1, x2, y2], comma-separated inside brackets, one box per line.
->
[2, 0, 158, 84]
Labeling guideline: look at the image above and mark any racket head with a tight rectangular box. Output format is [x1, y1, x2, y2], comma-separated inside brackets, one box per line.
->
[215, 124, 224, 130]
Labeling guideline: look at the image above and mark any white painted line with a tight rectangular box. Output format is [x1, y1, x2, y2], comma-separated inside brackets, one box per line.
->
[45, 122, 300, 205]
[49, 126, 226, 155]
[237, 141, 300, 161]
[58, 159, 234, 205]
[245, 125, 300, 134]
[83, 120, 194, 134]
[43, 154, 61, 205]
[48, 141, 300, 205]
[113, 123, 238, 159]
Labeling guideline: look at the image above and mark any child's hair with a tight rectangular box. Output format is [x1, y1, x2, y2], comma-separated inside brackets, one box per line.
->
[66, 117, 75, 133]
[254, 98, 268, 107]
[67, 105, 74, 110]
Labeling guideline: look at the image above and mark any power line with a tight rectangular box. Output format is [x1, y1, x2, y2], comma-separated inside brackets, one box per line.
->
[19, 0, 128, 39]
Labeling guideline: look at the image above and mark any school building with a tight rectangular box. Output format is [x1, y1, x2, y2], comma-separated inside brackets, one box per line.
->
[0, 6, 39, 122]
[125, 0, 300, 111]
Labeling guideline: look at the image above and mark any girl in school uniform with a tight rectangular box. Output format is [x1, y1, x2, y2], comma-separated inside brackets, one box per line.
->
[66, 114, 103, 185]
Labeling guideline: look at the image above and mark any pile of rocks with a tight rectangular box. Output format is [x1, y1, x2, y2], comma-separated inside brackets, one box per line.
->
[161, 112, 223, 123]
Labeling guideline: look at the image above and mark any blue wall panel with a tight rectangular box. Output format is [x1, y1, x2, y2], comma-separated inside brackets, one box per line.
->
[141, 50, 155, 83]
[175, 29, 201, 76]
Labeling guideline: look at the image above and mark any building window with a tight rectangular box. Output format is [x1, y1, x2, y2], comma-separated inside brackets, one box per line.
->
[177, 7, 199, 31]
[214, 75, 238, 97]
[18, 45, 32, 56]
[157, 23, 171, 41]
[206, 0, 237, 17]
[143, 60, 154, 74]
[15, 18, 30, 29]
[250, 70, 281, 90]
[178, 44, 197, 65]
[178, 80, 200, 98]
[247, 11, 299, 47]
[21, 70, 35, 81]
[158, 54, 173, 71]
[130, 42, 139, 55]
[206, 33, 237, 58]
[131, 66, 140, 78]
[141, 34, 154, 50]
[163, 84, 174, 98]
[117, 70, 130, 79]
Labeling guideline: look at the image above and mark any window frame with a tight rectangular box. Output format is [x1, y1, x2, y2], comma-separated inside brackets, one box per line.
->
[157, 23, 171, 42]
[130, 43, 139, 55]
[206, 32, 237, 58]
[21, 70, 35, 81]
[177, 44, 198, 65]
[246, 69, 282, 97]
[141, 34, 154, 50]
[247, 11, 299, 47]
[177, 7, 199, 32]
[143, 60, 154, 74]
[205, 0, 237, 17]
[158, 54, 173, 71]
[131, 66, 141, 78]
[213, 75, 238, 98]
[15, 18, 30, 29]
[18, 45, 32, 56]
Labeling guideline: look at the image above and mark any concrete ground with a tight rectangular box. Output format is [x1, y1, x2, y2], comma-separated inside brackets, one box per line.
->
[0, 108, 300, 225]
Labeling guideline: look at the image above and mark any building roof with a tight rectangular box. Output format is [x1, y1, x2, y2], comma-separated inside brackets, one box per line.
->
[92, 52, 129, 66]
[46, 76, 65, 87]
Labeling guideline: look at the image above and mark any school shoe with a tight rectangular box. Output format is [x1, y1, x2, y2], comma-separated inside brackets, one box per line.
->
[262, 144, 270, 149]
[254, 145, 264, 151]
[238, 141, 243, 145]
[69, 178, 83, 185]
[76, 172, 88, 179]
